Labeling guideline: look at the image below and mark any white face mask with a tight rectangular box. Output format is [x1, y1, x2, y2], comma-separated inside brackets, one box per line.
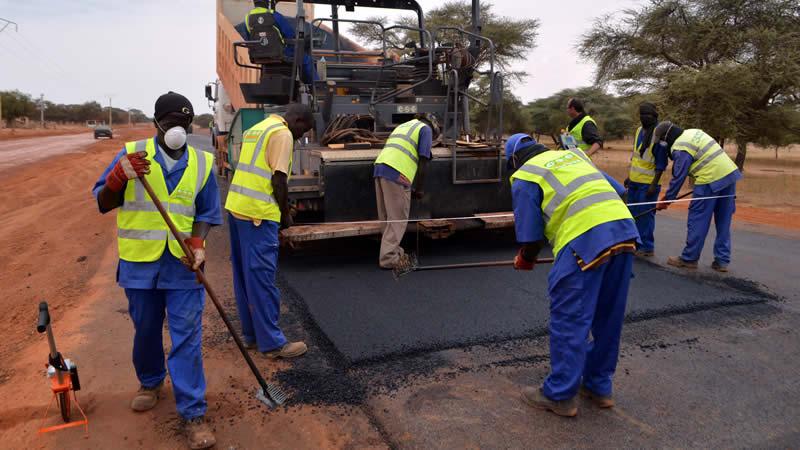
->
[163, 126, 187, 150]
[156, 119, 188, 150]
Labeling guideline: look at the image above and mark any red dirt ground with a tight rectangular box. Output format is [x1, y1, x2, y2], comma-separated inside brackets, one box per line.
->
[0, 129, 383, 449]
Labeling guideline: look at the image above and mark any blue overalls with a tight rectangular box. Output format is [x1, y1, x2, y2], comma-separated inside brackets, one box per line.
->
[513, 172, 639, 400]
[228, 215, 287, 352]
[665, 151, 741, 265]
[626, 128, 669, 253]
[93, 141, 222, 420]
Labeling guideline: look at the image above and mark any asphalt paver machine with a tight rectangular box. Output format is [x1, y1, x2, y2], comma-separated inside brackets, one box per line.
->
[216, 0, 513, 244]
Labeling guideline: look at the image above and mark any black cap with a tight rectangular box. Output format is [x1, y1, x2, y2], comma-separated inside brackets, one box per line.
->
[639, 102, 658, 117]
[154, 91, 194, 122]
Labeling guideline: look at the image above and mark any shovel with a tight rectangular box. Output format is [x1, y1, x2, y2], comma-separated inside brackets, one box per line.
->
[138, 176, 286, 408]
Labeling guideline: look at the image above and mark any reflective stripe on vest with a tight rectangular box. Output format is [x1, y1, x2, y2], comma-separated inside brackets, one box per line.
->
[629, 126, 657, 183]
[374, 119, 425, 182]
[224, 115, 289, 222]
[670, 129, 738, 185]
[117, 138, 213, 262]
[510, 150, 632, 257]
[568, 115, 597, 152]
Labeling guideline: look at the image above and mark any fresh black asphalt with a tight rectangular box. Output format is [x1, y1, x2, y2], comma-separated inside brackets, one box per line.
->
[279, 231, 774, 363]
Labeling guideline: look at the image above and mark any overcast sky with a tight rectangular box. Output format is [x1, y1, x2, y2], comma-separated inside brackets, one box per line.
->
[0, 0, 639, 116]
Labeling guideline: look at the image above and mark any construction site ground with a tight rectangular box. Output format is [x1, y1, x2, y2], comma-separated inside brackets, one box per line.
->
[0, 131, 799, 448]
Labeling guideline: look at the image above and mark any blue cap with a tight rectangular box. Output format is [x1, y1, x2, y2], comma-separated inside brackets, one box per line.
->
[505, 133, 537, 161]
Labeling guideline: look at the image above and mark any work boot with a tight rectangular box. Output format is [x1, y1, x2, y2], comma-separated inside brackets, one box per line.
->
[186, 416, 216, 450]
[711, 260, 729, 273]
[579, 386, 615, 408]
[130, 381, 163, 412]
[521, 386, 578, 417]
[667, 256, 698, 269]
[263, 341, 308, 359]
[243, 340, 257, 350]
[635, 249, 655, 258]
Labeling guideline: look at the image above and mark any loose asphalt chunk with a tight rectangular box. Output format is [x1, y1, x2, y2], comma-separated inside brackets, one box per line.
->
[278, 231, 776, 364]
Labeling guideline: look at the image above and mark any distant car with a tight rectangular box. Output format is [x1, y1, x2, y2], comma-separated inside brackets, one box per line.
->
[94, 125, 113, 139]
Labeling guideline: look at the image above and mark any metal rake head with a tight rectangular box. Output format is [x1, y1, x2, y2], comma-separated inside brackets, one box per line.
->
[255, 383, 287, 409]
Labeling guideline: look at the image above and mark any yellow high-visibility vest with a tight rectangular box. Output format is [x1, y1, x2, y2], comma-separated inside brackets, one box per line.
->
[670, 129, 738, 185]
[225, 115, 290, 223]
[568, 115, 597, 153]
[374, 119, 427, 183]
[629, 126, 658, 183]
[117, 138, 213, 262]
[510, 150, 632, 257]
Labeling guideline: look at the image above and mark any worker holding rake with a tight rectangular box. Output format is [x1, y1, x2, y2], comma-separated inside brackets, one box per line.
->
[506, 134, 639, 417]
[92, 92, 221, 449]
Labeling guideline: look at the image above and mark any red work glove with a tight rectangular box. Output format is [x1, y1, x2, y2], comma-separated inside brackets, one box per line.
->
[513, 248, 535, 271]
[105, 151, 150, 192]
[181, 237, 206, 272]
[655, 194, 670, 211]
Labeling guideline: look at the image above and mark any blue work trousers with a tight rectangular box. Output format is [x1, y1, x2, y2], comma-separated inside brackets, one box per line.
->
[543, 253, 633, 401]
[627, 182, 660, 252]
[680, 183, 736, 265]
[228, 214, 287, 352]
[125, 288, 207, 420]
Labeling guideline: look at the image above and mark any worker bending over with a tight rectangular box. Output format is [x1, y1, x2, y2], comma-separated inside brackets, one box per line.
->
[625, 102, 668, 257]
[654, 122, 741, 272]
[564, 98, 603, 157]
[225, 103, 314, 358]
[506, 134, 639, 417]
[373, 114, 439, 270]
[92, 92, 221, 449]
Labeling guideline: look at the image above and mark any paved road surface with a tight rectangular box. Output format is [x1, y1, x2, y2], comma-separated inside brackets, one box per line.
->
[223, 193, 799, 448]
[0, 133, 96, 171]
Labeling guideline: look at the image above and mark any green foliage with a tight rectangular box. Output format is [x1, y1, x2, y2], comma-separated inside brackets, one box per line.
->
[348, 1, 539, 77]
[580, 0, 800, 168]
[194, 114, 214, 128]
[524, 87, 636, 144]
[0, 90, 37, 123]
[0, 91, 151, 126]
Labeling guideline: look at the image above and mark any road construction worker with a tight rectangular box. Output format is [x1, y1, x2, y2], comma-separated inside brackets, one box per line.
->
[564, 97, 603, 157]
[225, 103, 313, 358]
[506, 133, 640, 417]
[625, 102, 669, 257]
[92, 92, 221, 449]
[373, 114, 439, 270]
[654, 122, 741, 272]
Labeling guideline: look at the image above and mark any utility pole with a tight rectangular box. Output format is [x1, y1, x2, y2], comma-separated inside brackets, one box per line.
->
[108, 96, 113, 128]
[37, 94, 47, 128]
[0, 18, 18, 129]
[128, 109, 132, 127]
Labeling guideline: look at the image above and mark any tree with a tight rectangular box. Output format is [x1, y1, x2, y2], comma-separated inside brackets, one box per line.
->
[580, 0, 800, 170]
[0, 90, 36, 125]
[194, 113, 214, 128]
[349, 1, 539, 79]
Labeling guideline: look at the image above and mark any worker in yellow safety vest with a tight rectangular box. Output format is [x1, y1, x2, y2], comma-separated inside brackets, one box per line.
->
[505, 134, 640, 417]
[564, 97, 603, 157]
[92, 92, 221, 449]
[654, 122, 741, 272]
[373, 114, 440, 270]
[625, 102, 669, 257]
[225, 103, 314, 359]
